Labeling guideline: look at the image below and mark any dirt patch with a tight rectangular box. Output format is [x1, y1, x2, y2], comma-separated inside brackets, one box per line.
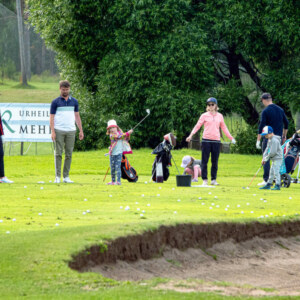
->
[69, 221, 300, 296]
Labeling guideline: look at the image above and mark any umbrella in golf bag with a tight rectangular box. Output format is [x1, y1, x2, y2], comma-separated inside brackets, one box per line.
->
[121, 155, 138, 182]
[280, 130, 300, 187]
[151, 133, 176, 182]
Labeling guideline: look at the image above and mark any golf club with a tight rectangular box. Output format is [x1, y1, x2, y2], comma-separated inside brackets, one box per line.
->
[242, 164, 263, 189]
[132, 109, 151, 131]
[103, 167, 110, 182]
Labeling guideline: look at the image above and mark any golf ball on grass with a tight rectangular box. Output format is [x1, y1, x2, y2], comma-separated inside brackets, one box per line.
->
[6, 231, 10, 234]
[147, 204, 150, 206]
[0, 220, 3, 223]
[120, 206, 123, 209]
[27, 198, 30, 200]
[55, 223, 59, 226]
[82, 212, 86, 215]
[12, 218, 16, 222]
[38, 213, 42, 216]
[140, 214, 144, 217]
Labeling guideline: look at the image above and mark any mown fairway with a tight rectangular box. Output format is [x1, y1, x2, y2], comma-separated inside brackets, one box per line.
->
[1, 148, 300, 299]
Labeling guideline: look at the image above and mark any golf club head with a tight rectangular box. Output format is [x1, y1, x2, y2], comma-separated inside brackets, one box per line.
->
[146, 109, 150, 114]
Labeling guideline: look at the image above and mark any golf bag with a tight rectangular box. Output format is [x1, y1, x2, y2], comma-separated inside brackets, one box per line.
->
[121, 155, 138, 182]
[280, 131, 300, 187]
[151, 133, 176, 182]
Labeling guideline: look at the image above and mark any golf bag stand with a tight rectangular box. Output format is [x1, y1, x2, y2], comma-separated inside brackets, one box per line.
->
[151, 133, 176, 183]
[121, 155, 138, 182]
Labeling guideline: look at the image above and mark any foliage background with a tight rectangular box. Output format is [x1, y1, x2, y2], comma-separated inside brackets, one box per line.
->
[27, 0, 299, 150]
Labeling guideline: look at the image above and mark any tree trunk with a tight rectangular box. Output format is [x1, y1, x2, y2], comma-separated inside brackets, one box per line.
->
[16, 0, 27, 85]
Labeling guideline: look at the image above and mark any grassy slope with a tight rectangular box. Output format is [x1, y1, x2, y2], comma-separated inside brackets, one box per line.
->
[1, 148, 300, 299]
[0, 80, 58, 103]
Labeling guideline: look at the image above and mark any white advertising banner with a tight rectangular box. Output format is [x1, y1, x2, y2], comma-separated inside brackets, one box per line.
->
[0, 103, 52, 142]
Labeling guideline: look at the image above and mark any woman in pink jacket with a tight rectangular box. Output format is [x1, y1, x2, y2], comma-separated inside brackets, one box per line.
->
[186, 97, 236, 186]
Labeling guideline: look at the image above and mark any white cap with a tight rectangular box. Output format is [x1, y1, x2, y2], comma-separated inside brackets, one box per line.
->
[107, 120, 117, 129]
[181, 155, 191, 168]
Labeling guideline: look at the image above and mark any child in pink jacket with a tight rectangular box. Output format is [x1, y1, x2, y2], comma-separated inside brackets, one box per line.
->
[186, 97, 236, 186]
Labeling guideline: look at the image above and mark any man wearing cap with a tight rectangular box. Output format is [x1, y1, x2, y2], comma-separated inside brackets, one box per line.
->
[256, 93, 289, 186]
[259, 125, 283, 190]
[50, 80, 84, 183]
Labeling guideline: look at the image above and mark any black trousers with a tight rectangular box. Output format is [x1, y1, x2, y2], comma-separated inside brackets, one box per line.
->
[201, 139, 221, 181]
[0, 136, 4, 177]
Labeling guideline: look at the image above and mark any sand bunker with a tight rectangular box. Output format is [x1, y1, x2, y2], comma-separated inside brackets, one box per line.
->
[91, 235, 300, 296]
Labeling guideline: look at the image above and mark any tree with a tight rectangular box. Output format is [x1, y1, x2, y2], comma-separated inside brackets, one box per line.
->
[28, 0, 300, 149]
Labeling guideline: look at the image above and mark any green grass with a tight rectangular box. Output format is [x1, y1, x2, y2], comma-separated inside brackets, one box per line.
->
[0, 79, 58, 103]
[1, 148, 300, 299]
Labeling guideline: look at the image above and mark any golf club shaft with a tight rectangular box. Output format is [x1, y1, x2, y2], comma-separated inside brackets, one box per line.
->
[248, 164, 262, 187]
[103, 167, 110, 182]
[171, 156, 181, 175]
[132, 113, 150, 131]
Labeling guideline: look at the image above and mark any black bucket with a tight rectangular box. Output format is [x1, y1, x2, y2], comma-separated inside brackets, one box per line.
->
[176, 175, 192, 187]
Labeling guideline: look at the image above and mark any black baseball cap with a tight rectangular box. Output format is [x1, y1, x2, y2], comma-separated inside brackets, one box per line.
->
[261, 93, 272, 100]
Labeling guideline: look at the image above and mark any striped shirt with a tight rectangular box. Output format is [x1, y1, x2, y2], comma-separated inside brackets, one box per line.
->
[50, 96, 79, 131]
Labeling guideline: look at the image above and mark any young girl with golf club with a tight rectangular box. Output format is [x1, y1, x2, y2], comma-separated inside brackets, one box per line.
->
[186, 97, 236, 186]
[106, 120, 133, 185]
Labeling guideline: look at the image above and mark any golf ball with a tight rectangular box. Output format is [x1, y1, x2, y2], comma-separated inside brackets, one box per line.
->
[253, 194, 256, 196]
[157, 194, 160, 197]
[237, 204, 240, 207]
[38, 213, 42, 216]
[125, 206, 130, 211]
[289, 197, 292, 199]
[144, 181, 148, 184]
[159, 187, 162, 189]
[24, 186, 27, 188]
[246, 187, 250, 189]
[120, 206, 123, 209]
[241, 211, 244, 214]
[264, 200, 267, 203]
[177, 199, 181, 202]
[140, 214, 144, 217]
[86, 210, 90, 213]
[82, 212, 86, 215]
[270, 212, 273, 215]
[172, 188, 175, 190]
[201, 203, 205, 205]
[141, 194, 144, 197]
[211, 203, 215, 206]
[209, 207, 213, 209]
[225, 208, 228, 211]
[84, 199, 87, 201]
[49, 180, 52, 183]
[227, 205, 230, 207]
[246, 203, 250, 205]
[174, 211, 177, 214]
[142, 210, 145, 213]
[147, 204, 150, 206]
[198, 197, 202, 200]
[40, 187, 44, 190]
[27, 198, 30, 200]
[6, 231, 10, 234]
[55, 223, 59, 226]
[265, 215, 269, 217]
[216, 205, 220, 208]
[251, 211, 254, 213]
[214, 196, 218, 199]
[137, 208, 140, 211]
[0, 220, 3, 223]
[136, 202, 139, 204]
[208, 192, 212, 195]
[12, 218, 16, 222]
[109, 195, 112, 197]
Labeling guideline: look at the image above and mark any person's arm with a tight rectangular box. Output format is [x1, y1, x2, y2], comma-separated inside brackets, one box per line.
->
[186, 114, 204, 142]
[220, 115, 233, 140]
[75, 112, 84, 140]
[256, 111, 266, 148]
[50, 114, 55, 141]
[282, 112, 289, 142]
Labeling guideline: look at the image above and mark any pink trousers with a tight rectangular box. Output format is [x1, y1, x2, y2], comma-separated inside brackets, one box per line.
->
[184, 165, 201, 180]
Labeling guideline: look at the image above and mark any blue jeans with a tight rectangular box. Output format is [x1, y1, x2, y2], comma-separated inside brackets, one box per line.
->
[110, 154, 122, 183]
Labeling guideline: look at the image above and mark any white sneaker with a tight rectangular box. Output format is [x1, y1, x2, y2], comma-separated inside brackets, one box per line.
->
[54, 177, 60, 183]
[202, 180, 208, 186]
[63, 177, 74, 183]
[211, 180, 219, 185]
[257, 180, 267, 186]
[0, 177, 13, 183]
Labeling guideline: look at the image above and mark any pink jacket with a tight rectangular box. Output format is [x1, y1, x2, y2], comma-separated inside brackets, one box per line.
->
[191, 112, 233, 141]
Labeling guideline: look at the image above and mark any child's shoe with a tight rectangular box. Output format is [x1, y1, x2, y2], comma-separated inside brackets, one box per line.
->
[107, 182, 115, 185]
[202, 180, 208, 186]
[271, 184, 280, 190]
[259, 183, 272, 190]
[192, 179, 198, 182]
[211, 180, 219, 185]
[115, 181, 122, 185]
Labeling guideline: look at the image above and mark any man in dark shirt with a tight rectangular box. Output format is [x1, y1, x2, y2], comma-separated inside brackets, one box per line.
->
[256, 93, 289, 185]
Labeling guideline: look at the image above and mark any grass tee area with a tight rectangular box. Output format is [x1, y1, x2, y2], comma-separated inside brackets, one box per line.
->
[1, 148, 300, 299]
